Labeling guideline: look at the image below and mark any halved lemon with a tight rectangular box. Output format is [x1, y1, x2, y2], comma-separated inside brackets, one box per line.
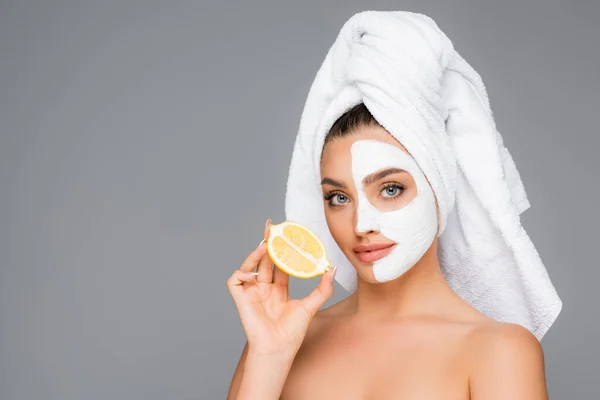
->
[266, 220, 332, 279]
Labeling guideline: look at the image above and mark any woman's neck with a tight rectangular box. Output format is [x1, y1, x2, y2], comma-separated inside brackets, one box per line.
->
[347, 238, 461, 321]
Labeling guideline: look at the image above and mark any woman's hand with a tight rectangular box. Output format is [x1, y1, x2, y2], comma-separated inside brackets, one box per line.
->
[226, 219, 337, 357]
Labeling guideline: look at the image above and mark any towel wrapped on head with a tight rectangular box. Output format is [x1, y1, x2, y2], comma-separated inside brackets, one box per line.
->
[284, 10, 561, 339]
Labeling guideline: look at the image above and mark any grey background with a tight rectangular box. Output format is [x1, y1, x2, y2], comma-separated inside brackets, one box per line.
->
[0, 0, 597, 398]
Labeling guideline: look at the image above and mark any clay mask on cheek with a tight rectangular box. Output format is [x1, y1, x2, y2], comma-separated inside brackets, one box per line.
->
[351, 140, 438, 282]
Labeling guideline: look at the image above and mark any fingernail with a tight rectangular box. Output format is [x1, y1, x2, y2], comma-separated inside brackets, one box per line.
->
[258, 238, 265, 247]
[248, 271, 259, 276]
[265, 218, 272, 228]
[330, 265, 337, 279]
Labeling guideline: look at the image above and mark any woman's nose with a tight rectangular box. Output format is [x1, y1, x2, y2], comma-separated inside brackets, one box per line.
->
[355, 202, 381, 234]
[356, 228, 378, 237]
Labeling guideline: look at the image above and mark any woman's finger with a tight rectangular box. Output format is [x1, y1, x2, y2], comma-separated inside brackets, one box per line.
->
[299, 266, 336, 318]
[273, 261, 289, 288]
[227, 270, 259, 287]
[226, 270, 260, 296]
[226, 270, 260, 318]
[256, 219, 273, 283]
[239, 239, 268, 272]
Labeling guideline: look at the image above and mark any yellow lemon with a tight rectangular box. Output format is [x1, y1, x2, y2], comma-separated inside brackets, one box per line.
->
[266, 220, 332, 279]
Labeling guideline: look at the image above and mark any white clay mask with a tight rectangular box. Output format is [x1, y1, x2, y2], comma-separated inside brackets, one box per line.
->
[351, 139, 438, 282]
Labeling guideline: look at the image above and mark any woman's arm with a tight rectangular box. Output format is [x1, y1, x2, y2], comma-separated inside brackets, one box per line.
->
[236, 349, 296, 400]
[225, 220, 335, 399]
[469, 323, 548, 400]
[226, 341, 296, 400]
[226, 341, 249, 400]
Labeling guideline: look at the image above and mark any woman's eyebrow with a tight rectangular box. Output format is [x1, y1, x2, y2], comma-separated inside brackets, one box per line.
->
[320, 177, 347, 188]
[321, 168, 406, 188]
[363, 167, 406, 185]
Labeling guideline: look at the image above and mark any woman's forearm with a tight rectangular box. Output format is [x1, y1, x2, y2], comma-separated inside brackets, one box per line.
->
[235, 350, 296, 400]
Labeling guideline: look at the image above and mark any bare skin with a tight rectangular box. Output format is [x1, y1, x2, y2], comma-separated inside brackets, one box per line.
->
[227, 125, 548, 400]
[281, 245, 547, 399]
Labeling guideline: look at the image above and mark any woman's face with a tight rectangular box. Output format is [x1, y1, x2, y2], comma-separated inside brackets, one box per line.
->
[319, 124, 439, 283]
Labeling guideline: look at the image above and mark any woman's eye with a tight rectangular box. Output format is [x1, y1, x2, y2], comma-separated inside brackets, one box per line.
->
[381, 185, 404, 198]
[331, 194, 349, 205]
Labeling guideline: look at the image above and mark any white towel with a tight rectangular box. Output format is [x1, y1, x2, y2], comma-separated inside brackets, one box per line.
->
[284, 10, 562, 339]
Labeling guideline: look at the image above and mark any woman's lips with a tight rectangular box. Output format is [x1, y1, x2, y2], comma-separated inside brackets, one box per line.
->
[355, 243, 397, 263]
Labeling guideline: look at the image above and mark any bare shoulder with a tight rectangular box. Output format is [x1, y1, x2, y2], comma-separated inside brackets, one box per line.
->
[466, 322, 548, 399]
[468, 322, 544, 364]
[451, 299, 544, 363]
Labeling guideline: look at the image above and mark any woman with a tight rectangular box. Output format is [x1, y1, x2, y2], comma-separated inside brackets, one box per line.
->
[226, 10, 560, 400]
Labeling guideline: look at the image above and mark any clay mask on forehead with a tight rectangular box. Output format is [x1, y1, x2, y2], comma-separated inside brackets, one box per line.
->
[351, 139, 438, 282]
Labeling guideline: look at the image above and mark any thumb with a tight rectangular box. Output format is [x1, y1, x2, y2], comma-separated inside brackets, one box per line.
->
[300, 266, 337, 318]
